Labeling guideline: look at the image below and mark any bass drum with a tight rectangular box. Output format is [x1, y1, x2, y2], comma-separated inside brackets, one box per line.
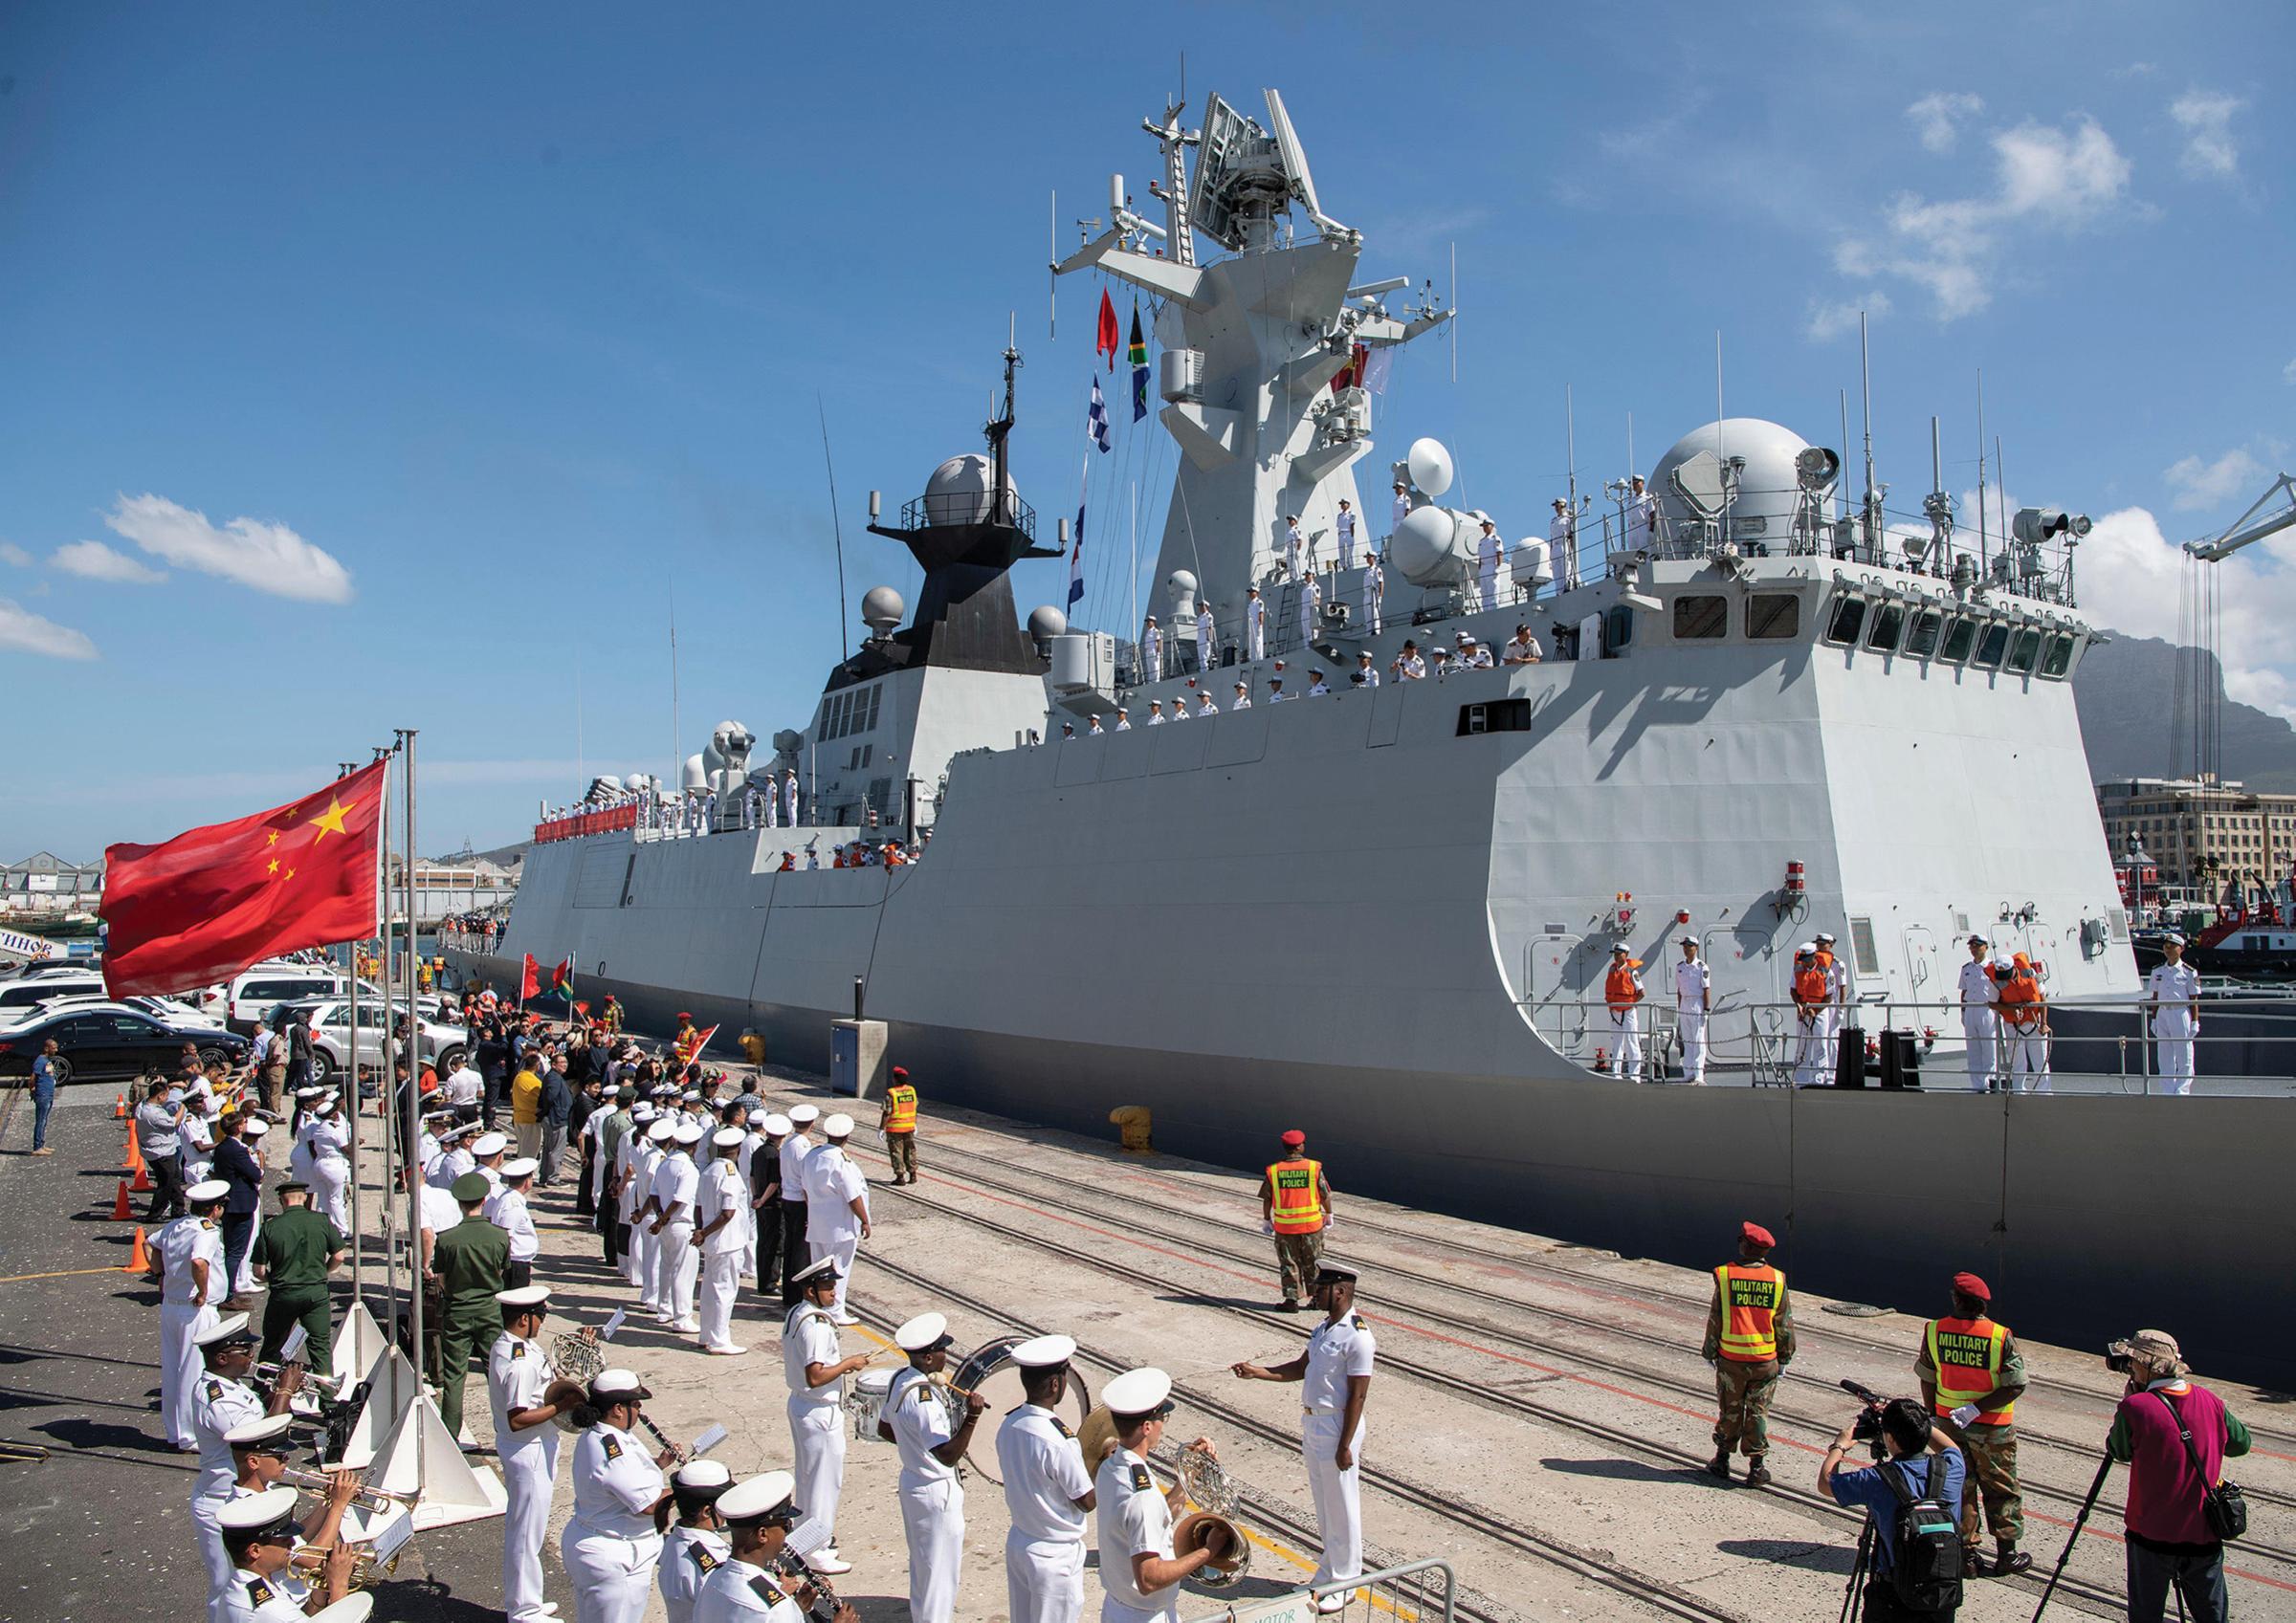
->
[952, 1334, 1093, 1485]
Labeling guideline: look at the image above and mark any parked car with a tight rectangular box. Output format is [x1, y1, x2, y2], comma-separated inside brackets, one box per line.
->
[12, 990, 230, 1031]
[0, 969, 108, 1022]
[295, 998, 469, 1085]
[0, 1003, 250, 1085]
[203, 963, 389, 1034]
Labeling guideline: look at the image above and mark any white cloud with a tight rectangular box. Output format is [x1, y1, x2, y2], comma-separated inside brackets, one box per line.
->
[52, 539, 167, 584]
[2169, 90, 2243, 180]
[1907, 92, 1983, 154]
[103, 493, 353, 603]
[1805, 291, 1890, 341]
[2077, 505, 2296, 719]
[1830, 115, 2133, 320]
[2281, 358, 2295, 385]
[0, 597, 99, 660]
[0, 542, 30, 568]
[2163, 448, 2265, 511]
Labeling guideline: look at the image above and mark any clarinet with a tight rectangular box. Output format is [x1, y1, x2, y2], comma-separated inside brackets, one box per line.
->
[769, 1550, 841, 1623]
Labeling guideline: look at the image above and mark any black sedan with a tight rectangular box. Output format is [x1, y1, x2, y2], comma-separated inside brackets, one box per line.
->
[0, 1004, 250, 1085]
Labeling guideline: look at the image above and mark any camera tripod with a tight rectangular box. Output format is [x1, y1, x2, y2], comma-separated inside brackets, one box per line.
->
[2028, 1448, 2115, 1623]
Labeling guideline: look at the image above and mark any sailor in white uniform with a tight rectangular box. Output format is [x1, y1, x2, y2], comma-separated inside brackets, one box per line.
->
[1283, 516, 1303, 580]
[696, 1128, 751, 1354]
[1299, 572, 1321, 646]
[1195, 605, 1215, 673]
[1359, 550, 1383, 634]
[1957, 934, 1999, 1092]
[694, 1470, 850, 1623]
[190, 1314, 284, 1622]
[215, 1485, 353, 1623]
[1095, 1368, 1224, 1623]
[1233, 1267, 1375, 1612]
[2145, 933, 2203, 1094]
[801, 1114, 870, 1322]
[1814, 931, 1846, 1067]
[563, 1369, 675, 1623]
[1245, 586, 1267, 660]
[1114, 708, 1132, 732]
[631, 1118, 674, 1309]
[300, 1095, 351, 1234]
[489, 1285, 574, 1623]
[1334, 499, 1358, 563]
[493, 1156, 541, 1288]
[651, 1123, 705, 1332]
[1623, 474, 1659, 553]
[1140, 616, 1161, 680]
[156, 1179, 231, 1451]
[782, 770, 800, 827]
[1475, 518, 1500, 608]
[1390, 481, 1411, 536]
[1146, 699, 1166, 726]
[660, 1460, 735, 1623]
[996, 1334, 1093, 1623]
[783, 1258, 866, 1574]
[1674, 938, 1711, 1085]
[1551, 498, 1580, 589]
[1353, 650, 1380, 689]
[881, 1312, 985, 1623]
[1231, 681, 1252, 710]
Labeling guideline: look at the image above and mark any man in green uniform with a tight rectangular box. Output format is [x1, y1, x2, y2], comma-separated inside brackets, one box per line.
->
[251, 1182, 347, 1378]
[1702, 1220, 1795, 1486]
[1915, 1271, 2032, 1577]
[429, 1171, 508, 1437]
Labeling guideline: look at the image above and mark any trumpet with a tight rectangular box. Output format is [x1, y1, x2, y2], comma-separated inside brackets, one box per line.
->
[280, 1466, 417, 1512]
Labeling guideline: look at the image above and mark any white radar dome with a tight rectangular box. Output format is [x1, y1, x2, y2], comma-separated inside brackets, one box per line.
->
[861, 585, 905, 635]
[1027, 604, 1068, 643]
[921, 453, 1020, 527]
[1406, 437, 1455, 498]
[1648, 418, 1814, 540]
[1391, 504, 1476, 587]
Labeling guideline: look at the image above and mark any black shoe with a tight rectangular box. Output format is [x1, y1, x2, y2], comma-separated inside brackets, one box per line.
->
[1992, 1548, 2032, 1578]
[1744, 1458, 1772, 1487]
[1278, 1299, 1302, 1313]
[1961, 1549, 1984, 1580]
[1705, 1450, 1732, 1480]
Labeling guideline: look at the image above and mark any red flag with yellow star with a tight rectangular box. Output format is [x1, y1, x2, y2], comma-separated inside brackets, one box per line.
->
[100, 760, 387, 998]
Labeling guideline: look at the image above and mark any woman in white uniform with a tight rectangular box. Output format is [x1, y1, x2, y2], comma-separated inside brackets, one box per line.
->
[563, 1369, 677, 1623]
[301, 1094, 353, 1235]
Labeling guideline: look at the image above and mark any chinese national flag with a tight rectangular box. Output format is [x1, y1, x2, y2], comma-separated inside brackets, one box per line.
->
[520, 954, 542, 1000]
[102, 760, 387, 998]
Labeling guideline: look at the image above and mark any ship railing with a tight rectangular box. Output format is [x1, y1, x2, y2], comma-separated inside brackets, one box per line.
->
[1521, 995, 2296, 1095]
[1179, 1557, 1456, 1623]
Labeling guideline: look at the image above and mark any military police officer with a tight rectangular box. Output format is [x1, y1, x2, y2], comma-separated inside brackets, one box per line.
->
[880, 1065, 921, 1183]
[1704, 1221, 1793, 1486]
[1259, 1130, 1333, 1310]
[1916, 1271, 2032, 1577]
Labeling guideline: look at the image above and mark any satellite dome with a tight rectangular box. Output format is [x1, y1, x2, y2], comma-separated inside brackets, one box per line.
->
[922, 453, 1020, 527]
[1406, 438, 1455, 498]
[770, 730, 803, 756]
[1648, 418, 1814, 539]
[861, 585, 905, 635]
[1391, 505, 1475, 587]
[1027, 604, 1068, 643]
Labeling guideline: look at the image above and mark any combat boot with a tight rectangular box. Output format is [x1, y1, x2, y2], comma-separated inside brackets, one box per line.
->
[1992, 1542, 2032, 1577]
[1705, 1447, 1731, 1480]
[1744, 1455, 1772, 1487]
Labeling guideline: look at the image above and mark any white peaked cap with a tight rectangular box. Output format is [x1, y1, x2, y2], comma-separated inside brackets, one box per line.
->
[217, 1484, 300, 1530]
[822, 1112, 854, 1138]
[718, 1469, 796, 1522]
[1009, 1334, 1077, 1369]
[1101, 1367, 1174, 1416]
[788, 1104, 821, 1125]
[894, 1311, 950, 1351]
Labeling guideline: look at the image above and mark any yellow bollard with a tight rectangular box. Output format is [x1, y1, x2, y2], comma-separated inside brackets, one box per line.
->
[1108, 1106, 1153, 1154]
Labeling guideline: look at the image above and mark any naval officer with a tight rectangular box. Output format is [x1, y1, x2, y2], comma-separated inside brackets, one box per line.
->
[490, 1284, 583, 1623]
[154, 1177, 230, 1451]
[996, 1334, 1094, 1623]
[692, 1469, 861, 1623]
[696, 1127, 751, 1354]
[1245, 585, 1266, 660]
[1140, 616, 1161, 681]
[215, 1485, 355, 1622]
[1335, 497, 1358, 561]
[189, 1312, 300, 1621]
[1674, 937, 1711, 1085]
[1095, 1368, 1224, 1623]
[1195, 603, 1215, 673]
[802, 1113, 870, 1322]
[1298, 571, 1322, 647]
[1476, 517, 1500, 608]
[881, 1311, 986, 1623]
[1232, 1266, 1375, 1612]
[784, 1257, 865, 1573]
[1957, 934, 1999, 1092]
[777, 1104, 820, 1305]
[2145, 933, 2202, 1094]
[1359, 550, 1383, 635]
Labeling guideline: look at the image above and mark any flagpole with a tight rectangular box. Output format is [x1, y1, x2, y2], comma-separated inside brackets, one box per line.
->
[371, 744, 399, 1339]
[398, 728, 426, 1478]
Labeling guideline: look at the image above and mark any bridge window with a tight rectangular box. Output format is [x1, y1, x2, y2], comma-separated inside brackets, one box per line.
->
[1973, 623, 2010, 669]
[1825, 596, 1867, 646]
[1604, 605, 1636, 653]
[1747, 593, 1800, 639]
[1672, 595, 1728, 639]
[2007, 629, 2042, 674]
[1867, 603, 1905, 652]
[1906, 609, 1942, 657]
[1457, 698, 1533, 735]
[2041, 634, 2075, 678]
[1938, 617, 1976, 664]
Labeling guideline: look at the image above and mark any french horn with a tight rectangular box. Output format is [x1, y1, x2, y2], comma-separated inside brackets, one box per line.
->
[1174, 1446, 1251, 1591]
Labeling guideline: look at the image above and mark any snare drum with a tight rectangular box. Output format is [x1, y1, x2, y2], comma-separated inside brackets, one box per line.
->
[848, 1369, 895, 1439]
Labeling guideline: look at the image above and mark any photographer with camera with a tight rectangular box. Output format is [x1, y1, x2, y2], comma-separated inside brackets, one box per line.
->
[1820, 1393, 1966, 1621]
[2105, 1328, 2251, 1623]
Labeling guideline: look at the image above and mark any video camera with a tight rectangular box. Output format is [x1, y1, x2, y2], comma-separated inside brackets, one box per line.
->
[1839, 1377, 1888, 1442]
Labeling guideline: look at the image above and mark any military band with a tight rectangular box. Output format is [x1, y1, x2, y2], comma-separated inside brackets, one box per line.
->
[563, 1368, 677, 1623]
[997, 1334, 1093, 1623]
[489, 1283, 577, 1623]
[783, 1257, 862, 1574]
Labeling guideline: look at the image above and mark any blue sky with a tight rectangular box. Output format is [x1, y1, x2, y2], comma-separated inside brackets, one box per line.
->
[3, 1, 2290, 860]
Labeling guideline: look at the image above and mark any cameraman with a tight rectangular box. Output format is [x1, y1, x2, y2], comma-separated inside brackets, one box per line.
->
[1820, 1396, 1965, 1621]
[2106, 1328, 2251, 1623]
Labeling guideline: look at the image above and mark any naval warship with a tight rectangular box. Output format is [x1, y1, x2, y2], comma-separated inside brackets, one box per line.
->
[459, 91, 2296, 1385]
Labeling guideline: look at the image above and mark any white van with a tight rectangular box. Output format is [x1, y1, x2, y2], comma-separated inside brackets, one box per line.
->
[217, 965, 377, 1034]
[0, 970, 108, 1023]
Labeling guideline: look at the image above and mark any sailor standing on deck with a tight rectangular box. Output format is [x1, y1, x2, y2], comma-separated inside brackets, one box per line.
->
[997, 1334, 1094, 1623]
[1811, 932, 1846, 1072]
[1245, 586, 1266, 661]
[1604, 945, 1645, 1081]
[1790, 945, 1829, 1086]
[1674, 938, 1711, 1085]
[1550, 498, 1580, 590]
[1232, 1267, 1374, 1612]
[783, 1257, 865, 1574]
[882, 1312, 985, 1623]
[1623, 474, 1658, 553]
[1140, 616, 1161, 681]
[1957, 935, 1999, 1093]
[1283, 516, 1303, 580]
[1476, 517, 1500, 609]
[1298, 572, 1321, 647]
[2145, 934, 2202, 1094]
[1390, 480, 1410, 535]
[1195, 603, 1215, 673]
[803, 1114, 870, 1322]
[1704, 1221, 1792, 1487]
[1998, 954, 2050, 1092]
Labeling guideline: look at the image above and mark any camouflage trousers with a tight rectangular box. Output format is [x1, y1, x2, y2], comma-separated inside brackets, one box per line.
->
[1274, 1228, 1326, 1304]
[1712, 1357, 1781, 1457]
[1946, 1419, 2024, 1545]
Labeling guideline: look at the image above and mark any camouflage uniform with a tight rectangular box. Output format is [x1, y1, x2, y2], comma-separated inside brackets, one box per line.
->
[1274, 1227, 1326, 1305]
[1703, 1270, 1795, 1458]
[1919, 1329, 2029, 1548]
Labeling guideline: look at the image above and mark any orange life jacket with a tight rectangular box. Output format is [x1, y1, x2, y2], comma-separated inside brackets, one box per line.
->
[1267, 1158, 1326, 1234]
[1793, 964, 1828, 1004]
[1604, 966, 1643, 1010]
[1998, 972, 2043, 1030]
[1714, 1263, 1785, 1362]
[1927, 1315, 2015, 1425]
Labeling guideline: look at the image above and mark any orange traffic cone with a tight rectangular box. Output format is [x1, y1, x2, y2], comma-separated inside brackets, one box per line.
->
[111, 1180, 132, 1220]
[123, 1226, 152, 1273]
[130, 1158, 152, 1193]
[114, 1092, 127, 1119]
[121, 1121, 142, 1171]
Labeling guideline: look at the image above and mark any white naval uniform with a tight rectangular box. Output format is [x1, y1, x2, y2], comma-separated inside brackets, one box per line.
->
[1551, 512, 1580, 589]
[1141, 625, 1161, 681]
[1360, 559, 1382, 635]
[693, 1556, 806, 1623]
[1302, 1313, 1375, 1590]
[783, 1300, 848, 1548]
[489, 1330, 563, 1623]
[1284, 523, 1303, 579]
[1625, 492, 1658, 554]
[888, 1366, 966, 1623]
[1820, 955, 1847, 1076]
[696, 1157, 748, 1349]
[651, 1150, 702, 1327]
[1336, 507, 1358, 560]
[586, 1108, 625, 1213]
[493, 1185, 540, 1270]
[564, 1420, 668, 1623]
[189, 1371, 266, 1621]
[1607, 972, 1645, 1081]
[999, 1401, 1092, 1623]
[1957, 958, 1999, 1092]
[1476, 529, 1499, 608]
[156, 1213, 226, 1449]
[660, 1524, 732, 1623]
[431, 1143, 475, 1193]
[1299, 575, 1321, 645]
[1195, 610, 1214, 672]
[2146, 959, 2203, 1093]
[1246, 597, 1266, 660]
[304, 1114, 352, 1233]
[802, 1143, 868, 1319]
[1674, 958, 1711, 1084]
[218, 1566, 309, 1623]
[1095, 1446, 1179, 1623]
[629, 1139, 666, 1305]
[1391, 493, 1411, 534]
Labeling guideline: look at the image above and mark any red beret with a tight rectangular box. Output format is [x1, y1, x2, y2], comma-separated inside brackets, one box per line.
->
[1280, 1130, 1307, 1148]
[1740, 1221, 1776, 1249]
[1953, 1271, 1991, 1303]
[891, 1066, 909, 1080]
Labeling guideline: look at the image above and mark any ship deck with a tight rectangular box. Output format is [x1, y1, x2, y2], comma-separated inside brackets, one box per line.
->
[4, 1044, 2293, 1622]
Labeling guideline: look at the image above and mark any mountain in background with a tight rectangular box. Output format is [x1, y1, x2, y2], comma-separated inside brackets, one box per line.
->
[2072, 634, 2296, 793]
